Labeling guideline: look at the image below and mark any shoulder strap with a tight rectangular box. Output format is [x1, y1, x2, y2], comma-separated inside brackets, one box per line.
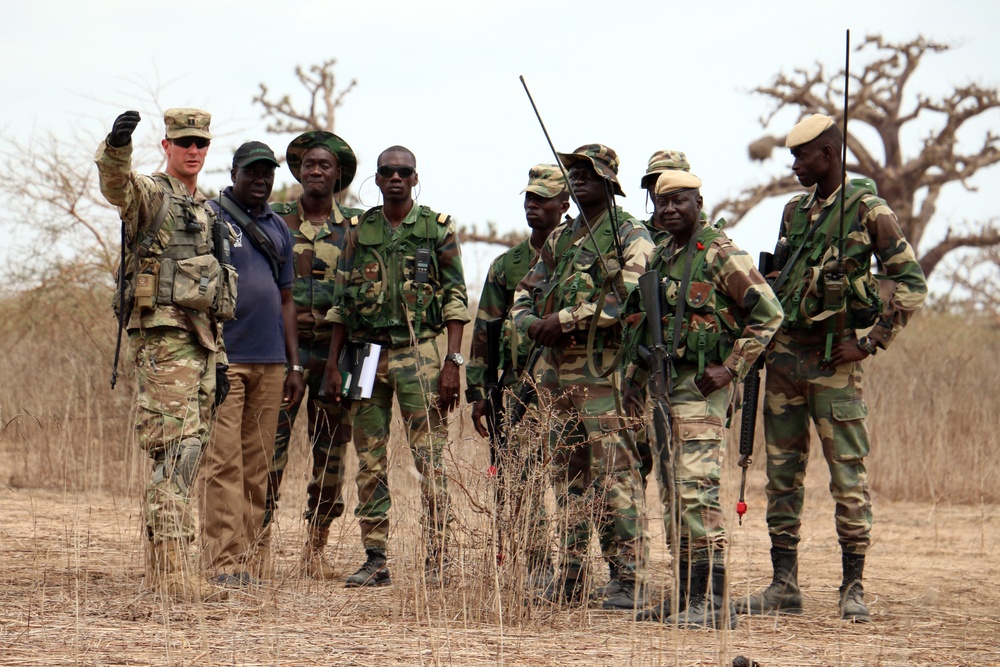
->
[136, 196, 172, 259]
[217, 193, 285, 283]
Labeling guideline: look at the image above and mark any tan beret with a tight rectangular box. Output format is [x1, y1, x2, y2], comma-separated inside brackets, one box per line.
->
[163, 108, 212, 140]
[785, 113, 835, 149]
[654, 170, 702, 196]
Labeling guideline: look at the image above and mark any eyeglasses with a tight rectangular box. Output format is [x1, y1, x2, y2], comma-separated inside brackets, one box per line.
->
[172, 137, 211, 150]
[377, 165, 415, 178]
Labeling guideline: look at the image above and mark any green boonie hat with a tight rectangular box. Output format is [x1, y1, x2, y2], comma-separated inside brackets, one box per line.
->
[285, 131, 358, 192]
[556, 143, 625, 197]
[785, 113, 836, 149]
[521, 163, 566, 197]
[654, 170, 702, 197]
[163, 108, 212, 140]
[640, 149, 691, 190]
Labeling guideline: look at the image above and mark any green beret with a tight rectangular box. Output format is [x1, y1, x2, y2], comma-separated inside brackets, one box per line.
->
[286, 131, 358, 191]
[785, 114, 836, 149]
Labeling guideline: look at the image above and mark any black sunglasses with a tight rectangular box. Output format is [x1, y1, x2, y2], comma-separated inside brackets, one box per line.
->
[377, 165, 415, 178]
[172, 137, 211, 149]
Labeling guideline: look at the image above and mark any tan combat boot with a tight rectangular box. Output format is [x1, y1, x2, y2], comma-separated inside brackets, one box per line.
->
[301, 525, 337, 580]
[149, 540, 227, 602]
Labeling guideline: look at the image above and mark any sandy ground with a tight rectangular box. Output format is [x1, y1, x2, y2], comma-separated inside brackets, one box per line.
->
[1, 422, 998, 667]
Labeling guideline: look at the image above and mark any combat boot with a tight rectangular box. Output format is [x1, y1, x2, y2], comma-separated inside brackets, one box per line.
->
[667, 563, 738, 629]
[590, 562, 621, 601]
[345, 549, 392, 587]
[601, 577, 649, 611]
[526, 552, 555, 592]
[301, 525, 337, 580]
[636, 560, 691, 621]
[839, 552, 870, 623]
[541, 566, 587, 606]
[150, 540, 227, 602]
[733, 546, 803, 615]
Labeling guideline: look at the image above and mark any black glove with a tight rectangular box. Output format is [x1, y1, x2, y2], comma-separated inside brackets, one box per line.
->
[108, 110, 141, 148]
[215, 365, 230, 407]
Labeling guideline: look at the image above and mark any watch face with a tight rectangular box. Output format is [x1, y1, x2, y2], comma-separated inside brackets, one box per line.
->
[448, 353, 464, 365]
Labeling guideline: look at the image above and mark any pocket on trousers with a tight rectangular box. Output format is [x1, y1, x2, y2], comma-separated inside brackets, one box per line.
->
[831, 398, 868, 423]
[830, 398, 870, 461]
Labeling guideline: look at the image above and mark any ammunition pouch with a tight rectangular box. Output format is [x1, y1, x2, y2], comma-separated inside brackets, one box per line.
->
[157, 255, 222, 312]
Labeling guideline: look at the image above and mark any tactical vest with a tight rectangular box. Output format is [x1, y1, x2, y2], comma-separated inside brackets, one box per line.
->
[778, 178, 883, 332]
[116, 175, 235, 322]
[649, 225, 741, 377]
[499, 239, 537, 372]
[342, 205, 451, 338]
[502, 238, 534, 304]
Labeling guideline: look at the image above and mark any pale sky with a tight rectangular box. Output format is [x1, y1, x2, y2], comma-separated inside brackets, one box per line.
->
[3, 0, 998, 291]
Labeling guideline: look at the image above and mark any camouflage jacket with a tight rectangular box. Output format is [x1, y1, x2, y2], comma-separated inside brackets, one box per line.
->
[510, 207, 653, 345]
[271, 197, 364, 344]
[626, 221, 783, 386]
[466, 238, 540, 401]
[778, 179, 927, 350]
[327, 204, 471, 347]
[95, 140, 225, 357]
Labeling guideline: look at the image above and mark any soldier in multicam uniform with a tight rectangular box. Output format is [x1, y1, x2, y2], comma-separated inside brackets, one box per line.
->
[735, 114, 927, 622]
[323, 146, 471, 587]
[265, 131, 364, 579]
[466, 164, 570, 589]
[625, 170, 783, 628]
[509, 144, 653, 610]
[96, 108, 234, 601]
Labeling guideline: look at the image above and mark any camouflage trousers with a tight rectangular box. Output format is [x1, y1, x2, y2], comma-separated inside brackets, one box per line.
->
[267, 340, 351, 530]
[536, 346, 647, 581]
[763, 331, 872, 555]
[644, 367, 730, 565]
[129, 327, 215, 543]
[492, 391, 549, 563]
[352, 338, 451, 555]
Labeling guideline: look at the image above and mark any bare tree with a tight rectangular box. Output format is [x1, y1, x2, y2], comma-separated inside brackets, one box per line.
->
[713, 34, 1000, 278]
[253, 58, 357, 134]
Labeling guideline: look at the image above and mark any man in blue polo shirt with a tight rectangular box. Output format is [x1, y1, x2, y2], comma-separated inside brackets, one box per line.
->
[199, 141, 304, 586]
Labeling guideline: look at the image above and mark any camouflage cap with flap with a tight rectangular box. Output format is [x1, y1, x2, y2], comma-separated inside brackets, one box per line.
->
[286, 130, 358, 192]
[521, 163, 567, 197]
[556, 143, 625, 197]
[163, 108, 212, 140]
[640, 149, 691, 190]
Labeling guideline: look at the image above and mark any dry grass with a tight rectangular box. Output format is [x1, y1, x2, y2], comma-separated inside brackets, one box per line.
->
[1, 290, 999, 665]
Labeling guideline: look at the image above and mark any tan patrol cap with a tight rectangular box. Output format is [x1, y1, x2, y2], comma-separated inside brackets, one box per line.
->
[640, 149, 691, 190]
[785, 113, 835, 149]
[654, 170, 702, 197]
[521, 163, 566, 197]
[164, 108, 212, 140]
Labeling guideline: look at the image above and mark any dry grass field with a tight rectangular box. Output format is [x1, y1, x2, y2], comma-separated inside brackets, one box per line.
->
[1, 294, 999, 666]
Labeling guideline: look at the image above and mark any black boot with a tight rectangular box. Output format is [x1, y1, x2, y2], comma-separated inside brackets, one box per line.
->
[839, 552, 870, 623]
[590, 561, 621, 601]
[667, 562, 738, 629]
[345, 549, 392, 588]
[733, 546, 803, 615]
[541, 566, 587, 606]
[635, 560, 690, 622]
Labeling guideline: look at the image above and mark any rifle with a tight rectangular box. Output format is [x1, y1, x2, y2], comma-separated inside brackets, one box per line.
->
[636, 270, 675, 545]
[110, 223, 133, 389]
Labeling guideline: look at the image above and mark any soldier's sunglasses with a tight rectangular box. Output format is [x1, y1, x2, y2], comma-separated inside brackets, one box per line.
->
[377, 165, 415, 178]
[172, 137, 211, 149]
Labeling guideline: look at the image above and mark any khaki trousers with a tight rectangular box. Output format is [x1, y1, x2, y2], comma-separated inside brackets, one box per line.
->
[199, 363, 285, 574]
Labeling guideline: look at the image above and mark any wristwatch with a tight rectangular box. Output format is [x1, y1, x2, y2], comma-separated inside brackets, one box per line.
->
[857, 337, 878, 356]
[444, 353, 465, 366]
[290, 364, 305, 373]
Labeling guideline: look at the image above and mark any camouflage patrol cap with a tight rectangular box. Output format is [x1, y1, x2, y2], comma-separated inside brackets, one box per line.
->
[521, 163, 567, 197]
[163, 108, 212, 140]
[640, 149, 691, 190]
[286, 131, 358, 192]
[556, 144, 625, 197]
[654, 170, 702, 197]
[785, 113, 836, 149]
